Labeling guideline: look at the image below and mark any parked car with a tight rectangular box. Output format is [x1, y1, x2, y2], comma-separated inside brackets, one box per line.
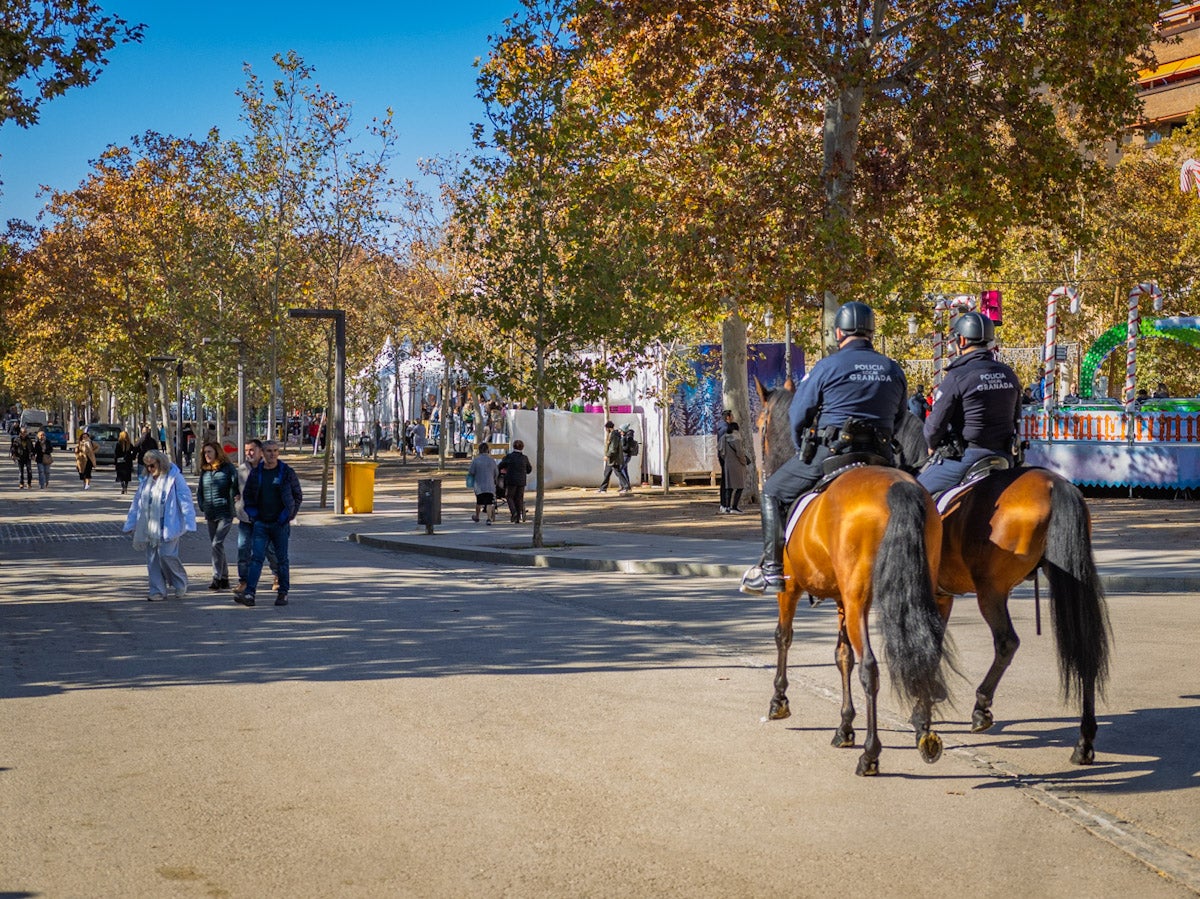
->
[84, 423, 124, 467]
[44, 425, 68, 450]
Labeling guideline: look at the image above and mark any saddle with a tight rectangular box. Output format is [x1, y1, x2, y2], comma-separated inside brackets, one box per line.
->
[932, 454, 1013, 513]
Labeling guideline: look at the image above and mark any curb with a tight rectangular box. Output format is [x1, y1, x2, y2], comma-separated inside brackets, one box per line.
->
[349, 533, 743, 578]
[347, 532, 1200, 594]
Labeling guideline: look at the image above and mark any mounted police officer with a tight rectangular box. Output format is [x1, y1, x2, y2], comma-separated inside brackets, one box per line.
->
[740, 301, 908, 595]
[918, 311, 1022, 496]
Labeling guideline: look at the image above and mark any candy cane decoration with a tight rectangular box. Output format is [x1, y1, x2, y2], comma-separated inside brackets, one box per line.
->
[1181, 159, 1200, 196]
[931, 295, 951, 387]
[1043, 286, 1079, 408]
[1124, 281, 1162, 406]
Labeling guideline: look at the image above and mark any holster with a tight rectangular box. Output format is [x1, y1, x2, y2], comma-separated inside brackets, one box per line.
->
[799, 426, 819, 464]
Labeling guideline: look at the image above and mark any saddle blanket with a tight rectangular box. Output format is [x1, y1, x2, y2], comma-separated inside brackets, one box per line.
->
[783, 492, 819, 541]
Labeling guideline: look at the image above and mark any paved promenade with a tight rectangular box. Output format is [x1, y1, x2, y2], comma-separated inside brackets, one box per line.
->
[3, 452, 1200, 896]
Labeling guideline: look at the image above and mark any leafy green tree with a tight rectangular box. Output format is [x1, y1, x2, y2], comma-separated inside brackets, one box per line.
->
[457, 0, 675, 545]
[0, 1, 143, 128]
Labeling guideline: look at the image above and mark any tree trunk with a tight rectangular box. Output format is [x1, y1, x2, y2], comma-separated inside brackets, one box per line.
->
[820, 84, 865, 357]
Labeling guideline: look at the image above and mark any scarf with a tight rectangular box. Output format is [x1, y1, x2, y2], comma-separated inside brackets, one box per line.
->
[131, 472, 170, 550]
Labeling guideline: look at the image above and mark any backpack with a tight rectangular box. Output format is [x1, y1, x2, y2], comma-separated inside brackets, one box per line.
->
[622, 431, 639, 456]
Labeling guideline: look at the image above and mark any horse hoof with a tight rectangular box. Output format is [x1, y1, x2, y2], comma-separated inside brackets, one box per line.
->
[970, 709, 994, 733]
[832, 728, 855, 749]
[918, 732, 943, 764]
[855, 755, 879, 777]
[1070, 743, 1095, 766]
[768, 698, 791, 720]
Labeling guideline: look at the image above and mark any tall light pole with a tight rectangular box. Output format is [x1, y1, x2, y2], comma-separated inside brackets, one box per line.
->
[289, 308, 346, 514]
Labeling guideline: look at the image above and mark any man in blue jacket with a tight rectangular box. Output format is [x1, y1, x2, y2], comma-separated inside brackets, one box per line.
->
[234, 439, 303, 607]
[918, 311, 1022, 495]
[740, 302, 908, 595]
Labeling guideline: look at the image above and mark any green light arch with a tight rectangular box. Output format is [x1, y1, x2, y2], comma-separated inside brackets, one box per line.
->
[1079, 318, 1200, 398]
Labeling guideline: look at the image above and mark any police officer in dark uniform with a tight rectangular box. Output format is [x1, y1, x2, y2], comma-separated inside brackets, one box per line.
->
[740, 301, 908, 595]
[918, 311, 1022, 495]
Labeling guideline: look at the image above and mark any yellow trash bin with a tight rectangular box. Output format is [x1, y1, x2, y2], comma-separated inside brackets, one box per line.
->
[343, 461, 378, 514]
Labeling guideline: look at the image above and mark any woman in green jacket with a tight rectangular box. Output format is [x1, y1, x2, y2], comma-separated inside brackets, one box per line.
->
[197, 441, 239, 590]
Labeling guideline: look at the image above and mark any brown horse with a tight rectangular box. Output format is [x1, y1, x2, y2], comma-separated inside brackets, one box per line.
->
[894, 410, 1110, 764]
[758, 383, 950, 776]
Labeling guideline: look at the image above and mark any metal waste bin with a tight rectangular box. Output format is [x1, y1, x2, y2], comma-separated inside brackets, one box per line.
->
[343, 461, 378, 514]
[417, 478, 442, 534]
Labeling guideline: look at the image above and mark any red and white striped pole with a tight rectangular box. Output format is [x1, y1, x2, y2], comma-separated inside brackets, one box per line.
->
[1043, 286, 1078, 408]
[1124, 282, 1162, 407]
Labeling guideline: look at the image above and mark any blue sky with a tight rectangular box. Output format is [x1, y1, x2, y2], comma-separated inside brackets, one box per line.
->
[0, 0, 519, 225]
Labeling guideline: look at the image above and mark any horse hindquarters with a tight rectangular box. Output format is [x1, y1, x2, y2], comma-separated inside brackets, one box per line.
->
[1041, 477, 1111, 764]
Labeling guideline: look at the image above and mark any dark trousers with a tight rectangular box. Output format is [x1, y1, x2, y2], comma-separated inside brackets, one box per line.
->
[599, 461, 630, 491]
[506, 484, 527, 521]
[918, 447, 1001, 494]
[15, 458, 32, 485]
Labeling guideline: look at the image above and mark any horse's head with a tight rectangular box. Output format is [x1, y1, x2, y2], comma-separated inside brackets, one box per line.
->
[755, 376, 795, 479]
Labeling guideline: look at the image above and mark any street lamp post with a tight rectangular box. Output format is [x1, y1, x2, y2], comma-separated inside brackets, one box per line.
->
[289, 308, 346, 514]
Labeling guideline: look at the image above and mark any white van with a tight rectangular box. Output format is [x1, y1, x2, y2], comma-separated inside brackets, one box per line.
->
[18, 409, 48, 430]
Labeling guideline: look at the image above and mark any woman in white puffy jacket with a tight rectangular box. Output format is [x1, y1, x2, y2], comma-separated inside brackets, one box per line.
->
[123, 448, 197, 601]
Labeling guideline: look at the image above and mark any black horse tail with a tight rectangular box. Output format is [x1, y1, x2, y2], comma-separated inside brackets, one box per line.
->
[1041, 477, 1111, 702]
[876, 479, 950, 707]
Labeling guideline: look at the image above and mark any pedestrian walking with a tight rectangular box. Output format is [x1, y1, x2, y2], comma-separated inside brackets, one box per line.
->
[10, 426, 34, 488]
[468, 441, 500, 524]
[32, 428, 53, 488]
[498, 439, 533, 523]
[74, 431, 97, 490]
[595, 421, 630, 494]
[122, 448, 197, 602]
[135, 425, 159, 479]
[197, 441, 239, 591]
[114, 430, 136, 494]
[234, 439, 278, 597]
[718, 422, 750, 513]
[234, 439, 302, 607]
[716, 408, 733, 511]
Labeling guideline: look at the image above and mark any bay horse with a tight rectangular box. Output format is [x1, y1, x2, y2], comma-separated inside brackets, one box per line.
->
[894, 411, 1110, 764]
[757, 382, 950, 776]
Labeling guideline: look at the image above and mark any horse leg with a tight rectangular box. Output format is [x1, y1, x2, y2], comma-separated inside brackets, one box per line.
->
[910, 590, 953, 757]
[855, 624, 881, 777]
[1071, 672, 1098, 765]
[769, 592, 799, 720]
[971, 588, 1020, 733]
[831, 608, 857, 748]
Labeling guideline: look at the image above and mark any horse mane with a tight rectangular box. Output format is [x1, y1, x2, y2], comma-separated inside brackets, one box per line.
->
[757, 380, 795, 479]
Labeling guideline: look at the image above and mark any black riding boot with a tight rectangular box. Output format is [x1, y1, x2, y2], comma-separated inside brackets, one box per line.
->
[739, 493, 787, 594]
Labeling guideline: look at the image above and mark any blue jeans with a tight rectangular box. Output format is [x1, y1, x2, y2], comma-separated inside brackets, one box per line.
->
[237, 521, 277, 582]
[246, 520, 290, 597]
[37, 461, 51, 487]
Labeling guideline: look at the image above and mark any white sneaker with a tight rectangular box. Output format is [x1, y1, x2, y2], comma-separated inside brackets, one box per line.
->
[728, 507, 746, 514]
[719, 506, 729, 514]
